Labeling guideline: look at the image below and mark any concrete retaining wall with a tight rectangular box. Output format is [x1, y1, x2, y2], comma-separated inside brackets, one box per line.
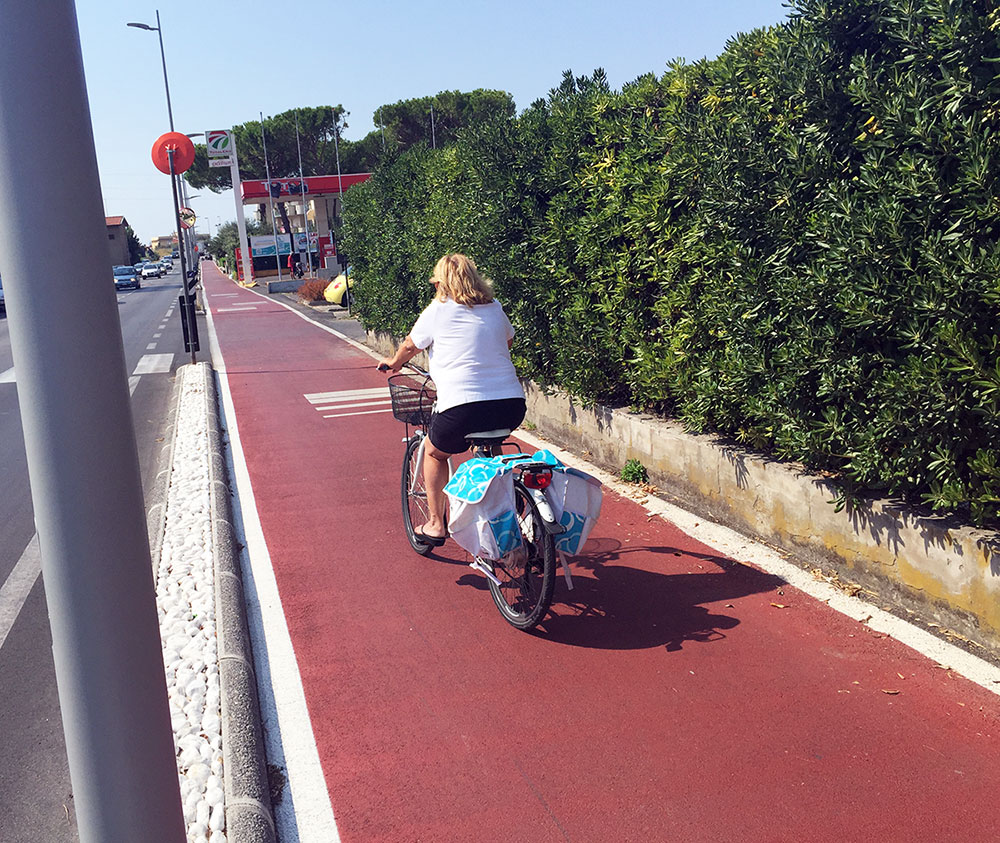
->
[369, 329, 1000, 650]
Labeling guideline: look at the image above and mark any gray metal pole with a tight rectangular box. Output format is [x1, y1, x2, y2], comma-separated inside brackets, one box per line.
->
[294, 111, 312, 278]
[169, 150, 197, 365]
[155, 9, 174, 132]
[260, 112, 282, 280]
[0, 1, 185, 841]
[332, 117, 350, 315]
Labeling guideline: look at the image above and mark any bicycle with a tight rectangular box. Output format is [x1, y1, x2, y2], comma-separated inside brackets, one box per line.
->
[381, 364, 562, 630]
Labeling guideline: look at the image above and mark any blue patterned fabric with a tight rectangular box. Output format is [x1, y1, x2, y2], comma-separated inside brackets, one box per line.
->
[444, 454, 531, 503]
[488, 510, 523, 556]
[555, 510, 587, 554]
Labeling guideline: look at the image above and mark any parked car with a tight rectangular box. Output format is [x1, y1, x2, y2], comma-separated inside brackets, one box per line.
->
[113, 265, 141, 290]
[323, 270, 353, 307]
[140, 263, 162, 280]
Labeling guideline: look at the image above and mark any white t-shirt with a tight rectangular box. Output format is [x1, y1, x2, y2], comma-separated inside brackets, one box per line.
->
[409, 298, 524, 412]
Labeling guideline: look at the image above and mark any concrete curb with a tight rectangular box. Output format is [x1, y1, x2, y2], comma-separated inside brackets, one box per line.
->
[199, 363, 277, 843]
[147, 368, 182, 579]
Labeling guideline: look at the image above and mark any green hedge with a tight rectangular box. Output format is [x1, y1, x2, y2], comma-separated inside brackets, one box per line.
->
[341, 0, 1000, 525]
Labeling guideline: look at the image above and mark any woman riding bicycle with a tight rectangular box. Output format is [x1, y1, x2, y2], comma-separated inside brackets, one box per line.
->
[378, 254, 526, 546]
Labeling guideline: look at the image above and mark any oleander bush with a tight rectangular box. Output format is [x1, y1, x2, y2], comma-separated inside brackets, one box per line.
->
[340, 0, 1000, 525]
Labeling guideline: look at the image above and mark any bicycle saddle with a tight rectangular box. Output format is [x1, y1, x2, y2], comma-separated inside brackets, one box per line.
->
[465, 429, 512, 447]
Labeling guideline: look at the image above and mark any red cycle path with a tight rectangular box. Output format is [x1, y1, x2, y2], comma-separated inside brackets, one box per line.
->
[204, 265, 1000, 842]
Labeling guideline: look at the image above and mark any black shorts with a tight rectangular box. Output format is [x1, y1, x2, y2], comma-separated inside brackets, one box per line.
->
[429, 397, 527, 455]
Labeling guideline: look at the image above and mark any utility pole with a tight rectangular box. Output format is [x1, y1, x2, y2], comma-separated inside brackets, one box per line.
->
[0, 1, 185, 840]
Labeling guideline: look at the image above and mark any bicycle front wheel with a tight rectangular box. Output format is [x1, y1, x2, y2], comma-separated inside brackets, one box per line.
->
[485, 482, 556, 630]
[401, 435, 433, 556]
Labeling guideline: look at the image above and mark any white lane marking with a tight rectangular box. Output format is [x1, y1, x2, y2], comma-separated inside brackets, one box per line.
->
[204, 293, 340, 842]
[153, 333, 162, 339]
[314, 399, 392, 412]
[212, 293, 239, 297]
[217, 306, 259, 313]
[129, 376, 141, 395]
[304, 388, 389, 404]
[226, 283, 382, 360]
[0, 535, 41, 650]
[159, 324, 167, 330]
[146, 343, 157, 351]
[0, 367, 14, 384]
[133, 353, 174, 375]
[322, 408, 393, 419]
[513, 428, 1000, 696]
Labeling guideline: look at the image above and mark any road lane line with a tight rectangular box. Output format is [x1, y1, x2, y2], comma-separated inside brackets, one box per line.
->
[0, 367, 14, 383]
[129, 376, 141, 395]
[203, 294, 340, 842]
[146, 343, 157, 350]
[314, 399, 392, 412]
[217, 307, 259, 313]
[0, 535, 41, 651]
[133, 353, 174, 375]
[304, 388, 389, 403]
[321, 408, 393, 419]
[153, 333, 162, 338]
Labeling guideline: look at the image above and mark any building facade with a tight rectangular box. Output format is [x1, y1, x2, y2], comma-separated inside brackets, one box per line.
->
[106, 215, 131, 265]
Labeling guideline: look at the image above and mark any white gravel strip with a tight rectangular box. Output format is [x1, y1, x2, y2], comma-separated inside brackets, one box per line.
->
[157, 366, 227, 842]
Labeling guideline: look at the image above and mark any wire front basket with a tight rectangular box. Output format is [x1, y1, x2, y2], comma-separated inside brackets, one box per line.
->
[388, 373, 436, 427]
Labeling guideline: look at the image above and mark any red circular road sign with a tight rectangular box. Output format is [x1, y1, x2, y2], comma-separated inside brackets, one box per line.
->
[151, 132, 196, 175]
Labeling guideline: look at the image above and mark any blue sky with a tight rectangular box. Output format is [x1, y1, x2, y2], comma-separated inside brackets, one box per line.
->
[77, 0, 791, 244]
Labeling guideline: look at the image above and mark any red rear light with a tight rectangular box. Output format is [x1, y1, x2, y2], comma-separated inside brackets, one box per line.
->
[523, 469, 552, 489]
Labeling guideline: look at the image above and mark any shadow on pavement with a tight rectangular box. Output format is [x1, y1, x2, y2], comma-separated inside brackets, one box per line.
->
[533, 538, 784, 650]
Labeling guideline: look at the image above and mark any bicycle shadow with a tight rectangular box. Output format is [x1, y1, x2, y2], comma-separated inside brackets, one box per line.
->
[518, 537, 783, 651]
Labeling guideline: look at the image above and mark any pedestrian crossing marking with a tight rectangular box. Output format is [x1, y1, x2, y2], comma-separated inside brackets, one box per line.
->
[0, 367, 14, 384]
[305, 387, 390, 404]
[133, 353, 174, 375]
[305, 386, 394, 420]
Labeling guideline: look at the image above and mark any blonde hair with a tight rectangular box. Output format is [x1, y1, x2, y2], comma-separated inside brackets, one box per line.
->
[431, 253, 494, 305]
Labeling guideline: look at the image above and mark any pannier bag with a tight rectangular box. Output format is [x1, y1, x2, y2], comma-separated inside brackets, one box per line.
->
[444, 450, 603, 560]
[530, 450, 603, 555]
[445, 456, 529, 560]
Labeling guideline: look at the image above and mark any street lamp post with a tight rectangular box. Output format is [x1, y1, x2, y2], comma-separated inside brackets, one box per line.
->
[128, 12, 193, 285]
[127, 11, 173, 132]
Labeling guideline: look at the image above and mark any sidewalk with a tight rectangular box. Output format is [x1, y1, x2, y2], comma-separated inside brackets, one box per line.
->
[201, 263, 1000, 842]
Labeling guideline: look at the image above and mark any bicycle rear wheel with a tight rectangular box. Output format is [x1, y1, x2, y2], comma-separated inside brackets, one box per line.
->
[401, 435, 434, 556]
[484, 482, 556, 630]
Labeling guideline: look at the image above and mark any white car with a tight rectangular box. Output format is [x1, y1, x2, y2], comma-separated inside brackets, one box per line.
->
[141, 263, 162, 280]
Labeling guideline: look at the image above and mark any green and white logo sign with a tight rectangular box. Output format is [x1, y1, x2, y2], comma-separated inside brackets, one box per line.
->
[206, 130, 232, 156]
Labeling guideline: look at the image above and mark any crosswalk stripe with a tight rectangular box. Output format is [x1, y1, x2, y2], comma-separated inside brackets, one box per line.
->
[133, 353, 174, 375]
[304, 387, 389, 404]
[314, 399, 392, 412]
[322, 408, 394, 419]
[0, 367, 14, 384]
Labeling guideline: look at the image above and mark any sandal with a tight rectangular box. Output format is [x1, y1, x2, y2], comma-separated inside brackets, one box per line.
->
[414, 525, 446, 547]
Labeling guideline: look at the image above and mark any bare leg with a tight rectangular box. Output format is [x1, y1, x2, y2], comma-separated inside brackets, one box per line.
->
[422, 444, 451, 539]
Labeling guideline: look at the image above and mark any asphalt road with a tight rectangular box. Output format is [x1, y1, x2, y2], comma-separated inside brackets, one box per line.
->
[0, 267, 203, 842]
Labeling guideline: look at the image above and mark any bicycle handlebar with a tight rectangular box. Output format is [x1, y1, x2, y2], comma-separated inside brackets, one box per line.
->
[377, 361, 428, 376]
